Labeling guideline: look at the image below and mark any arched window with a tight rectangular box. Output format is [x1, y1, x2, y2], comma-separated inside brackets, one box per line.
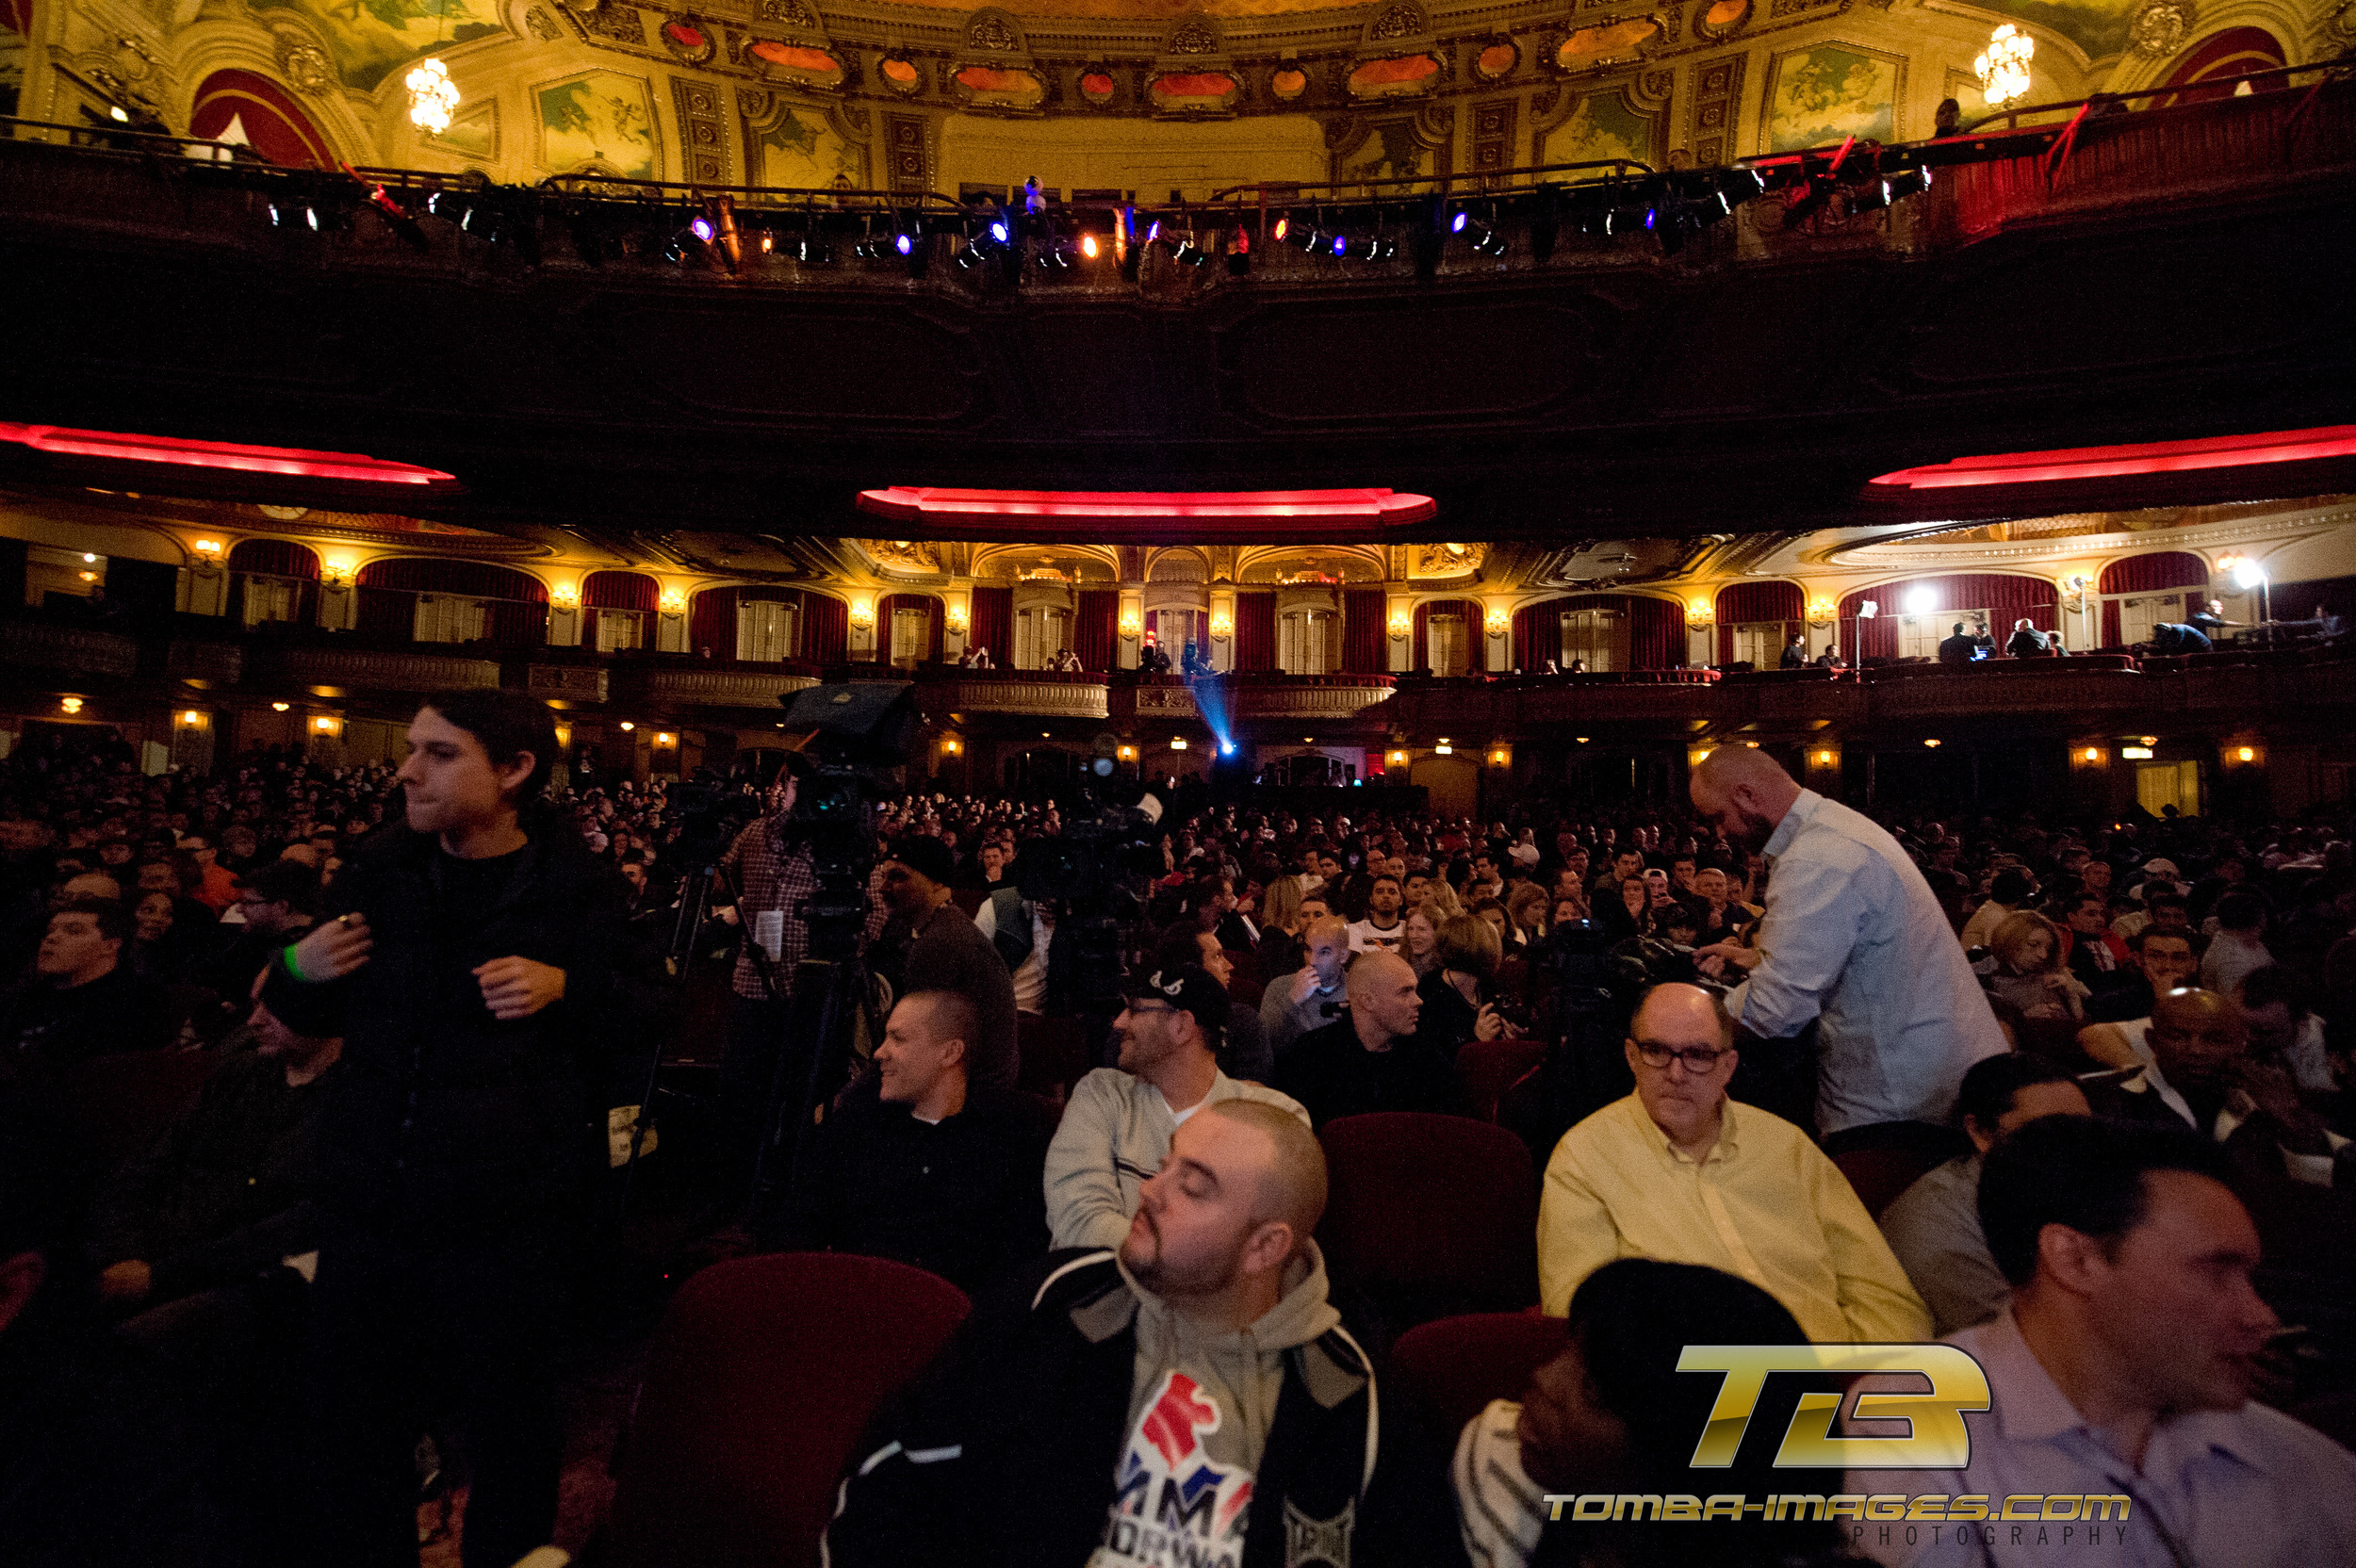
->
[353, 559, 548, 647]
[226, 538, 319, 629]
[582, 570, 659, 653]
[1714, 581, 1804, 666]
[1278, 609, 1337, 675]
[2097, 552, 2210, 649]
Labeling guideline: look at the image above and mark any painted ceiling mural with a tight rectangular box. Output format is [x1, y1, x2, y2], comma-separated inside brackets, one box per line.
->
[260, 0, 499, 93]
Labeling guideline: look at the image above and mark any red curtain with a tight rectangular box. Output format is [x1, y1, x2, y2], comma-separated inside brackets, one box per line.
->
[1342, 589, 1387, 673]
[1234, 592, 1276, 672]
[969, 586, 1013, 663]
[803, 593, 847, 662]
[486, 599, 548, 647]
[689, 589, 734, 654]
[1075, 590, 1119, 672]
[1714, 580, 1803, 664]
[354, 559, 548, 601]
[1837, 573, 2059, 661]
[227, 539, 318, 578]
[583, 570, 660, 611]
[2098, 552, 2210, 648]
[1511, 595, 1684, 670]
[876, 593, 943, 664]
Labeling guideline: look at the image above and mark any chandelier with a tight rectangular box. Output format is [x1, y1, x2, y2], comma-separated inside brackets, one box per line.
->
[406, 57, 460, 136]
[1974, 24, 2034, 111]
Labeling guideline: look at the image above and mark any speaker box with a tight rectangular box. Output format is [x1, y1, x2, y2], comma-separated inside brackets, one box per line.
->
[778, 681, 921, 765]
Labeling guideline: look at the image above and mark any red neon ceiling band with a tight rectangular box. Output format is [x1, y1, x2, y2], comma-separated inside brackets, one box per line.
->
[1870, 426, 2356, 490]
[858, 487, 1438, 525]
[0, 424, 458, 487]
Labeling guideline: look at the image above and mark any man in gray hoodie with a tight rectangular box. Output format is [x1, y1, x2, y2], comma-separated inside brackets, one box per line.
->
[829, 1098, 1465, 1567]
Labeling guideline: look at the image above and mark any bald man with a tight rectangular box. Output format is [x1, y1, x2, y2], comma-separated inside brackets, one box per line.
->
[1271, 949, 1463, 1128]
[828, 1098, 1463, 1568]
[1689, 747, 2004, 1153]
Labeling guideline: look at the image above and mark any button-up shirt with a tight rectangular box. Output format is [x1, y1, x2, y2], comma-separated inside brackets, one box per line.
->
[1536, 1092, 1932, 1343]
[720, 814, 817, 1003]
[1849, 1310, 2356, 1566]
[1727, 791, 2008, 1134]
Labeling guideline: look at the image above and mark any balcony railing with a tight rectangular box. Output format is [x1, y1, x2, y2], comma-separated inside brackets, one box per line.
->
[0, 621, 138, 679]
[631, 667, 822, 710]
[254, 645, 500, 696]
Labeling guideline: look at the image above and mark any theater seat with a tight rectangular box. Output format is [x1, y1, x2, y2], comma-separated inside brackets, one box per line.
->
[60, 1048, 221, 1175]
[1391, 1311, 1571, 1445]
[1317, 1112, 1541, 1328]
[1220, 952, 1261, 1009]
[598, 1253, 972, 1568]
[1831, 1145, 1946, 1219]
[1456, 1037, 1546, 1123]
[1017, 1013, 1091, 1098]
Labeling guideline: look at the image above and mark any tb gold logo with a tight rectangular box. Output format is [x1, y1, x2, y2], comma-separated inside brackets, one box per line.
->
[1674, 1345, 1991, 1469]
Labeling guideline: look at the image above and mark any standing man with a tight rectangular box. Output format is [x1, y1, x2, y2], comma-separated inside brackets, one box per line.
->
[1689, 748, 2006, 1153]
[712, 764, 817, 1197]
[269, 692, 656, 1568]
[875, 837, 1018, 1091]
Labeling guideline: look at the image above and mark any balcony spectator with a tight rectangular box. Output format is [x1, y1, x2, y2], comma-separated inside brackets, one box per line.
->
[1878, 1053, 2090, 1335]
[1045, 964, 1305, 1251]
[1937, 620, 1980, 665]
[1850, 1117, 2356, 1568]
[777, 991, 1049, 1295]
[1272, 950, 1460, 1128]
[2, 897, 175, 1071]
[1536, 983, 1931, 1340]
[1780, 630, 1808, 668]
[1261, 915, 1349, 1061]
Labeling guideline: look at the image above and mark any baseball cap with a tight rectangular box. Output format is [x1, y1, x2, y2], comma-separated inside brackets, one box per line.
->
[886, 835, 957, 889]
[1121, 963, 1229, 1039]
[2141, 858, 2181, 877]
[1509, 842, 1541, 866]
[235, 858, 321, 911]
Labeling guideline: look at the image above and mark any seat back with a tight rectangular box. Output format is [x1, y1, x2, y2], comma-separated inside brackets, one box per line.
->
[601, 1253, 972, 1568]
[1219, 953, 1261, 1010]
[1317, 1112, 1540, 1326]
[1455, 1037, 1546, 1123]
[1831, 1145, 1945, 1219]
[60, 1048, 221, 1175]
[1391, 1312, 1571, 1445]
[1016, 1012, 1091, 1098]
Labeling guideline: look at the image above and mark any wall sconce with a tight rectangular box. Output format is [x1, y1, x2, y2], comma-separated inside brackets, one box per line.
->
[2080, 745, 2104, 764]
[618, 721, 636, 732]
[945, 598, 970, 636]
[59, 696, 83, 715]
[1120, 609, 1143, 640]
[1487, 744, 1512, 767]
[654, 731, 677, 746]
[1169, 737, 1187, 750]
[1923, 738, 1942, 748]
[1117, 743, 1136, 760]
[1808, 597, 1837, 626]
[1210, 612, 1233, 643]
[321, 557, 358, 587]
[1388, 749, 1410, 766]
[313, 716, 340, 735]
[2231, 743, 2259, 764]
[658, 587, 687, 613]
[848, 596, 875, 631]
[944, 737, 962, 756]
[553, 724, 572, 751]
[271, 701, 290, 712]
[1686, 597, 1713, 627]
[2063, 574, 2089, 612]
[1483, 607, 1510, 639]
[550, 580, 581, 609]
[1387, 609, 1412, 640]
[191, 538, 222, 560]
[1813, 749, 1837, 766]
[179, 710, 204, 726]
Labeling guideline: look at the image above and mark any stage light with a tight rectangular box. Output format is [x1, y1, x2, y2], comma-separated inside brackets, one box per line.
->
[1220, 743, 1236, 756]
[2233, 558, 2265, 590]
[1923, 738, 1942, 747]
[691, 216, 713, 243]
[1286, 215, 1322, 253]
[1450, 211, 1469, 234]
[1468, 220, 1508, 257]
[272, 702, 290, 711]
[1226, 228, 1251, 276]
[990, 220, 1008, 243]
[895, 232, 913, 255]
[1331, 234, 1348, 256]
[1274, 216, 1289, 241]
[1904, 588, 1937, 614]
[1173, 235, 1208, 267]
[1080, 233, 1099, 259]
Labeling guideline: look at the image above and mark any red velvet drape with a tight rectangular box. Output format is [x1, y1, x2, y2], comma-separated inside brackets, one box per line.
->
[1342, 589, 1387, 673]
[2098, 552, 2210, 648]
[1510, 595, 1684, 670]
[968, 586, 1013, 663]
[1075, 590, 1119, 672]
[1837, 573, 2059, 661]
[1234, 593, 1276, 673]
[351, 558, 548, 646]
[227, 539, 318, 578]
[584, 570, 660, 611]
[803, 593, 847, 662]
[876, 593, 944, 664]
[689, 589, 734, 654]
[1628, 596, 1683, 670]
[1714, 580, 1804, 664]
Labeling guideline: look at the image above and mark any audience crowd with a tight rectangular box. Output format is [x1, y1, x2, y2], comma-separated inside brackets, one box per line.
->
[4, 714, 2354, 1567]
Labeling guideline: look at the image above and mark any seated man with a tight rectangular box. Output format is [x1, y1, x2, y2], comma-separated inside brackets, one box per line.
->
[2082, 923, 2196, 1026]
[1045, 965, 1305, 1252]
[1153, 924, 1270, 1084]
[1271, 950, 1461, 1129]
[1878, 1053, 2090, 1335]
[195, 860, 320, 1016]
[2004, 616, 2053, 657]
[85, 978, 340, 1369]
[1850, 1116, 2356, 1566]
[828, 1099, 1460, 1568]
[1537, 982, 1931, 1341]
[781, 990, 1050, 1295]
[1258, 914, 1349, 1061]
[0, 897, 174, 1071]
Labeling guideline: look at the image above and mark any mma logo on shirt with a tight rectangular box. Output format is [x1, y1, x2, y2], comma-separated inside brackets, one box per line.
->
[1092, 1371, 1256, 1568]
[1283, 1497, 1353, 1567]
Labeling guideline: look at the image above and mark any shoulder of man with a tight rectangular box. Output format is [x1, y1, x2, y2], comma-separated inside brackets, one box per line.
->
[1211, 1073, 1312, 1128]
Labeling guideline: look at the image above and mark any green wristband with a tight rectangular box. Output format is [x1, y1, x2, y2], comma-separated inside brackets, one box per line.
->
[281, 943, 310, 985]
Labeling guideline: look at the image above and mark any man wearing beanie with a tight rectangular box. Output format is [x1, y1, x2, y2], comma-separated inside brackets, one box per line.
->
[877, 836, 1018, 1090]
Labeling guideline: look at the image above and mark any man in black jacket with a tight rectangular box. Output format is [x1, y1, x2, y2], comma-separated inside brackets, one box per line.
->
[267, 691, 656, 1568]
[826, 1098, 1464, 1568]
[777, 989, 1050, 1292]
[1, 896, 175, 1070]
[1273, 950, 1462, 1128]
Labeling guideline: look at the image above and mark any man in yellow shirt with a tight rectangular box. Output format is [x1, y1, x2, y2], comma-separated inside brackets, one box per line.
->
[1537, 983, 1932, 1343]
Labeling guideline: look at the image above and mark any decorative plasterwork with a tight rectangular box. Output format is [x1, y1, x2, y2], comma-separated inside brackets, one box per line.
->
[1826, 507, 2356, 569]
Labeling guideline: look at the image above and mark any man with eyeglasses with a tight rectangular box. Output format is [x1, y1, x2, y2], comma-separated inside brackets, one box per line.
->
[1536, 982, 1931, 1342]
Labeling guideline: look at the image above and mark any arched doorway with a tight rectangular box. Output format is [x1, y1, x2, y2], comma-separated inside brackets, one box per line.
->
[188, 70, 338, 167]
[2153, 27, 2287, 107]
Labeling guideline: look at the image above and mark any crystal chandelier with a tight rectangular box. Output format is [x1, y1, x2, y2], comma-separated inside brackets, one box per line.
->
[406, 57, 460, 136]
[1974, 24, 2035, 111]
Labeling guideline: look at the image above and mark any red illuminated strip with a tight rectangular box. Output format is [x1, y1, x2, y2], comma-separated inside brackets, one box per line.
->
[0, 423, 458, 487]
[859, 486, 1438, 525]
[1870, 426, 2356, 490]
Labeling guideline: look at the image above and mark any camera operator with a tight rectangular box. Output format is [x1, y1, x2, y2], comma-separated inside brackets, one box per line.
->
[712, 760, 818, 1191]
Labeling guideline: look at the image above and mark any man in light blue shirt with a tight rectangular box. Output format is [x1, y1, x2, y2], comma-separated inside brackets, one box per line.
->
[1848, 1116, 2356, 1567]
[1691, 748, 2005, 1144]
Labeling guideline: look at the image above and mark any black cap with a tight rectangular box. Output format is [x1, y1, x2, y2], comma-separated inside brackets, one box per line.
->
[886, 835, 957, 890]
[235, 858, 321, 912]
[1122, 963, 1229, 1040]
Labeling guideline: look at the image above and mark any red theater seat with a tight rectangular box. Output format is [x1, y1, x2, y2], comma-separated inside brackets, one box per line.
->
[1391, 1311, 1571, 1445]
[599, 1253, 971, 1568]
[1317, 1112, 1540, 1326]
[1831, 1144, 1946, 1219]
[1456, 1036, 1546, 1123]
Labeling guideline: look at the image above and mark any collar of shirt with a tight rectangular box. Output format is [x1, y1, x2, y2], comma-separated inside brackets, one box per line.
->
[1633, 1091, 1742, 1167]
[1759, 789, 1822, 864]
[1971, 1309, 2268, 1471]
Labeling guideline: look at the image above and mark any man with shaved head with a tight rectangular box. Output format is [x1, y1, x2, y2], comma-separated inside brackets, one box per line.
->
[1689, 746, 2005, 1154]
[1272, 948, 1463, 1128]
[828, 1097, 1464, 1567]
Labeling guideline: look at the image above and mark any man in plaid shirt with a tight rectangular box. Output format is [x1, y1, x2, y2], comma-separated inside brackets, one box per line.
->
[715, 765, 820, 1191]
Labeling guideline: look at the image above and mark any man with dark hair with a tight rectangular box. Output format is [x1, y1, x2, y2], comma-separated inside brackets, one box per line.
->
[712, 763, 818, 1194]
[830, 1098, 1459, 1568]
[1347, 872, 1406, 954]
[1190, 873, 1258, 953]
[1153, 923, 1271, 1082]
[196, 858, 320, 1008]
[1937, 620, 1979, 665]
[1960, 866, 2036, 950]
[876, 836, 1017, 1091]
[1851, 1116, 2356, 1566]
[1, 895, 173, 1069]
[267, 694, 657, 1568]
[2201, 888, 2273, 998]
[779, 990, 1050, 1293]
[1878, 1054, 2090, 1334]
[2084, 923, 2196, 1026]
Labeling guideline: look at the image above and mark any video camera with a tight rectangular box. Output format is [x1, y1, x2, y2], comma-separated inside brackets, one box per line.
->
[777, 682, 920, 959]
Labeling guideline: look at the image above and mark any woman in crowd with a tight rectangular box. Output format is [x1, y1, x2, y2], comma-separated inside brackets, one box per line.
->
[128, 888, 200, 982]
[1598, 875, 1652, 941]
[1980, 910, 2090, 1021]
[1401, 906, 1443, 979]
[1506, 882, 1551, 950]
[1255, 873, 1307, 982]
[1419, 912, 1510, 1053]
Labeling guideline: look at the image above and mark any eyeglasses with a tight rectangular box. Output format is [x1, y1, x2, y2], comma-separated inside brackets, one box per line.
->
[1633, 1040, 1730, 1072]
